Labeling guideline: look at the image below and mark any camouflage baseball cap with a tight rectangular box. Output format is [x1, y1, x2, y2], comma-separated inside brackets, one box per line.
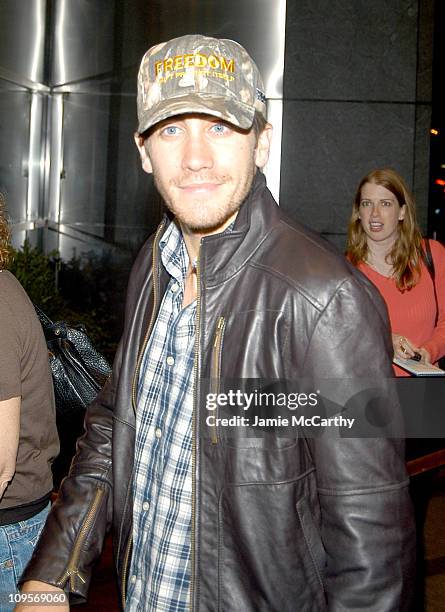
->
[136, 34, 267, 133]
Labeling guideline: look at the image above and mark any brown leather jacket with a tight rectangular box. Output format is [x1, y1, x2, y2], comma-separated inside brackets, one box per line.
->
[22, 172, 415, 610]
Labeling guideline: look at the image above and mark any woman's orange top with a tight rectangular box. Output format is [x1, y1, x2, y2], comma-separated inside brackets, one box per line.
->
[357, 239, 445, 377]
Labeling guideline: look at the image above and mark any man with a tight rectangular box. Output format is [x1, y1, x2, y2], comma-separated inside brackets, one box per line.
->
[19, 34, 414, 611]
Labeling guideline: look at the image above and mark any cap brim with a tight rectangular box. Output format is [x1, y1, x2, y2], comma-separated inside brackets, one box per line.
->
[137, 93, 255, 134]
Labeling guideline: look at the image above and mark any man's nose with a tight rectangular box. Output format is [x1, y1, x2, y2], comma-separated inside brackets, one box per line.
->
[181, 133, 213, 172]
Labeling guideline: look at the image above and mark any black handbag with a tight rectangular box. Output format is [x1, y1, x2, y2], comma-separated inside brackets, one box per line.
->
[34, 304, 111, 423]
[34, 304, 112, 485]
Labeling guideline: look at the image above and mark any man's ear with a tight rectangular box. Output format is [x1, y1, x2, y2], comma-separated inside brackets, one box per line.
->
[134, 132, 153, 174]
[254, 123, 273, 169]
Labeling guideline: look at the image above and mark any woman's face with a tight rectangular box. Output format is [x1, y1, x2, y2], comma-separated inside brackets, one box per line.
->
[358, 182, 405, 246]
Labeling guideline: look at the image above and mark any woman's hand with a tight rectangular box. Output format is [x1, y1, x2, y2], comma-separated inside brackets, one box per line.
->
[392, 334, 432, 364]
[393, 334, 416, 360]
[417, 347, 432, 365]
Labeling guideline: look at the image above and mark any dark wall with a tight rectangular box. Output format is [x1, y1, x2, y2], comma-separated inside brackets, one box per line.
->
[428, 0, 445, 241]
[280, 0, 434, 250]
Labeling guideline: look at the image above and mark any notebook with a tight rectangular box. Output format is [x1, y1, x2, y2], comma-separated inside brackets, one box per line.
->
[393, 357, 445, 377]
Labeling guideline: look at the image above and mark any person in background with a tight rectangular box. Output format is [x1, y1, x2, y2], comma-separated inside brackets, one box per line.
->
[347, 167, 445, 377]
[0, 196, 59, 611]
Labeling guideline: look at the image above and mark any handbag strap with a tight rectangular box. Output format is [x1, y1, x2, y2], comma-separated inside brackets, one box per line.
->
[33, 303, 69, 341]
[423, 238, 439, 326]
[34, 303, 55, 328]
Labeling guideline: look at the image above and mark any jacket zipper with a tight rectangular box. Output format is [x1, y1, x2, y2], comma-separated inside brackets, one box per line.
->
[56, 486, 105, 591]
[210, 316, 226, 444]
[131, 220, 166, 412]
[121, 534, 133, 609]
[190, 250, 202, 611]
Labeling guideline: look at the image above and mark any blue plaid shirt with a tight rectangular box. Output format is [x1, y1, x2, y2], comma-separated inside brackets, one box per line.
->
[126, 221, 195, 612]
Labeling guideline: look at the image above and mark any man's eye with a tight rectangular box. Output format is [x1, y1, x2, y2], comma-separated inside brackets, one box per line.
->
[161, 125, 180, 136]
[210, 123, 230, 134]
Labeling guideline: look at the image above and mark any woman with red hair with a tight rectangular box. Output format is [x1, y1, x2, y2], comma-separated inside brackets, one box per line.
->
[347, 167, 445, 376]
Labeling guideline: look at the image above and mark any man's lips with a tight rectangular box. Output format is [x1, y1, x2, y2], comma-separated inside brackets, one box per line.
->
[179, 182, 223, 193]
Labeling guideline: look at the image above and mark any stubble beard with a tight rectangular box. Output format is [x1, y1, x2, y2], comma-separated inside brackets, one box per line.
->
[154, 167, 255, 233]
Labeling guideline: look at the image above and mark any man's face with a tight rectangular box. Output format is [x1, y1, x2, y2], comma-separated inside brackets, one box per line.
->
[135, 114, 271, 234]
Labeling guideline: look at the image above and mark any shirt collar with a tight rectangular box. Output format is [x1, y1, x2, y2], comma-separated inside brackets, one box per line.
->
[159, 220, 188, 284]
[159, 218, 236, 283]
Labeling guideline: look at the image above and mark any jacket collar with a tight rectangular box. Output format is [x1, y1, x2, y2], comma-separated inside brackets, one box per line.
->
[200, 171, 279, 286]
[156, 171, 279, 287]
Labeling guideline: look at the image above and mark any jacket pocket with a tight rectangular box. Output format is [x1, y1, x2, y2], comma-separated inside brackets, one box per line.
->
[208, 316, 226, 445]
[219, 478, 327, 611]
[296, 497, 326, 591]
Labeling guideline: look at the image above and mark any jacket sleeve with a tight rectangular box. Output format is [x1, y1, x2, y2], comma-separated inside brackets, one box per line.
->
[18, 340, 122, 603]
[303, 275, 415, 611]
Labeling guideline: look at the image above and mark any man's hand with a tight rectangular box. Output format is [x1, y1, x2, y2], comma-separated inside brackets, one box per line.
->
[14, 581, 69, 612]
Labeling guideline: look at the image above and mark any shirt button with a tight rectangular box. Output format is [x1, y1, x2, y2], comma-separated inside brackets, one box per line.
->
[155, 428, 162, 439]
[166, 355, 175, 366]
[142, 501, 150, 511]
[130, 575, 137, 584]
[171, 283, 179, 292]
